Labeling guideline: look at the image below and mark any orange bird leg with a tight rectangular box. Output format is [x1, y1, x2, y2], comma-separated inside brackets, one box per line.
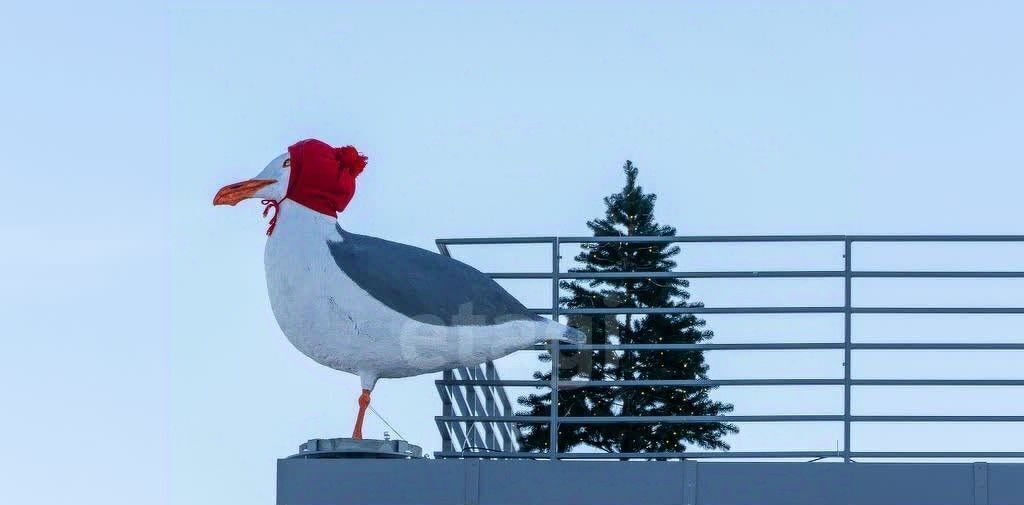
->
[351, 389, 371, 440]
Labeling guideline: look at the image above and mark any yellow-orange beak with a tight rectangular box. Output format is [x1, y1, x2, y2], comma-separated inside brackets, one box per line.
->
[213, 179, 276, 206]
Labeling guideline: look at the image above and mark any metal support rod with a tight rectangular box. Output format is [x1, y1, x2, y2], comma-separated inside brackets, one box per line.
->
[438, 414, 1024, 423]
[843, 238, 852, 463]
[530, 306, 1024, 315]
[438, 378, 1024, 387]
[432, 450, 1024, 459]
[440, 370, 454, 453]
[465, 369, 480, 450]
[498, 342, 1024, 351]
[484, 362, 510, 451]
[485, 270, 1024, 279]
[438, 234, 1024, 246]
[549, 238, 560, 460]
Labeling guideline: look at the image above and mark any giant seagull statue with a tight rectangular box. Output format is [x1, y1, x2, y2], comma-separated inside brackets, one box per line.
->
[214, 139, 584, 439]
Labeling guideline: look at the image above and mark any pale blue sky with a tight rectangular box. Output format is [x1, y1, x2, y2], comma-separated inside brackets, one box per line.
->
[3, 1, 1024, 504]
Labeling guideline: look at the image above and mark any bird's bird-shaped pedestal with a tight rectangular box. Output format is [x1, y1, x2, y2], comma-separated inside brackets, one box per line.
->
[289, 437, 423, 459]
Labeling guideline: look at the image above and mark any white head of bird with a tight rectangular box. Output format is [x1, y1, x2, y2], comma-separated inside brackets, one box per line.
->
[212, 153, 291, 206]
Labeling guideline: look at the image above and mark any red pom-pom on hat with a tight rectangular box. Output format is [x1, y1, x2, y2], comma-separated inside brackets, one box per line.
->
[335, 146, 368, 177]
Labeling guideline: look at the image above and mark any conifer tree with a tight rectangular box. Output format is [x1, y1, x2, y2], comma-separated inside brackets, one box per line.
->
[517, 161, 737, 455]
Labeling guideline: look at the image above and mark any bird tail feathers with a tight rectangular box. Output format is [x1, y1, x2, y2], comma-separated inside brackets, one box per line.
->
[558, 326, 587, 345]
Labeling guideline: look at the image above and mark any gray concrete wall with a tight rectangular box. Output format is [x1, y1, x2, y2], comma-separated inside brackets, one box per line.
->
[278, 459, 1024, 505]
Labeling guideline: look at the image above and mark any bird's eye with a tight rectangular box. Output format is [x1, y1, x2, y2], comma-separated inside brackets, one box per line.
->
[283, 158, 291, 168]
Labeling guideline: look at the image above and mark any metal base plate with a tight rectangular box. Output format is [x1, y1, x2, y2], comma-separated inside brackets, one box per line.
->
[289, 438, 423, 459]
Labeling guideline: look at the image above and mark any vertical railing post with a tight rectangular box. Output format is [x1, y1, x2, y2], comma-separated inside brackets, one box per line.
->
[549, 237, 561, 460]
[843, 238, 853, 462]
[467, 371, 480, 451]
[484, 363, 497, 451]
[441, 369, 454, 454]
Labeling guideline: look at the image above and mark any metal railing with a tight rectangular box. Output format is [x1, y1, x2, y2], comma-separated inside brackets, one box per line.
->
[434, 235, 1024, 461]
[436, 362, 520, 455]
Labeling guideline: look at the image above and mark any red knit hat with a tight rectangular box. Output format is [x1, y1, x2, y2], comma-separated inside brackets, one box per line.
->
[260, 139, 367, 236]
[285, 138, 368, 216]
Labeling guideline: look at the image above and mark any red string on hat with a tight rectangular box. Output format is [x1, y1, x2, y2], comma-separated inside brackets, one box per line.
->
[262, 199, 280, 236]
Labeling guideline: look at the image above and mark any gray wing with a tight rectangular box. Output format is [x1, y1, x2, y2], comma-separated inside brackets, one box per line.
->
[327, 226, 543, 326]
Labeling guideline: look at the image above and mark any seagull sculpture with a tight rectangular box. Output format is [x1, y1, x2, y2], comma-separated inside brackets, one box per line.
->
[214, 139, 584, 439]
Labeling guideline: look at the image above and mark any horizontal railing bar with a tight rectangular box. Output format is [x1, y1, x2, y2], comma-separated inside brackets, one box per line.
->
[517, 342, 1024, 351]
[855, 307, 1024, 314]
[853, 416, 1024, 422]
[847, 235, 1024, 242]
[433, 452, 540, 459]
[438, 415, 1024, 424]
[852, 379, 1024, 385]
[554, 343, 1024, 351]
[848, 452, 1024, 458]
[438, 415, 844, 423]
[436, 237, 557, 245]
[557, 305, 843, 313]
[563, 379, 844, 387]
[854, 271, 1024, 278]
[433, 451, 840, 459]
[488, 271, 1024, 280]
[437, 379, 549, 387]
[579, 271, 839, 279]
[562, 236, 842, 243]
[487, 272, 562, 279]
[853, 343, 1024, 350]
[439, 236, 848, 245]
[436, 379, 845, 387]
[434, 451, 1024, 459]
[534, 307, 1024, 315]
[437, 379, 1024, 387]
[437, 235, 1024, 246]
[489, 271, 847, 279]
[579, 343, 844, 350]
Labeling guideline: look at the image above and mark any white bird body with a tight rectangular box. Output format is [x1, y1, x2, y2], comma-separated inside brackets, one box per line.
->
[264, 200, 572, 390]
